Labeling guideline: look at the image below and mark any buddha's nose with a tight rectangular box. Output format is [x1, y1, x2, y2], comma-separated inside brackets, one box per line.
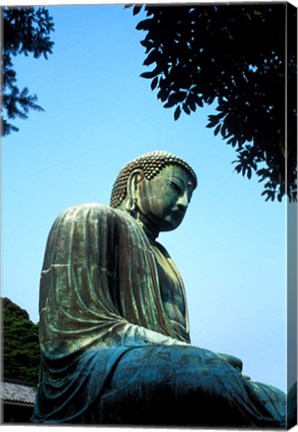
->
[176, 191, 189, 209]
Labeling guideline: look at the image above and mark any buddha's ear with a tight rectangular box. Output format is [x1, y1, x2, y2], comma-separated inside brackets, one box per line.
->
[127, 169, 144, 201]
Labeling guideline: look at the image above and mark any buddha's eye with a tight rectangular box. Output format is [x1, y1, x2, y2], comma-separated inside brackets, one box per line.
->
[187, 186, 193, 201]
[168, 180, 183, 194]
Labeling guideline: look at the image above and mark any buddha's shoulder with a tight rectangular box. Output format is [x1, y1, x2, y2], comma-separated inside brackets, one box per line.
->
[55, 203, 131, 225]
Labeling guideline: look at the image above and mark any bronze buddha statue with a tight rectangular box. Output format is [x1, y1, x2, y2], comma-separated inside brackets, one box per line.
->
[32, 151, 286, 427]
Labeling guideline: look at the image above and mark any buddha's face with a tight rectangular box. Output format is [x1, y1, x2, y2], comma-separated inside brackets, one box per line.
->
[134, 164, 195, 232]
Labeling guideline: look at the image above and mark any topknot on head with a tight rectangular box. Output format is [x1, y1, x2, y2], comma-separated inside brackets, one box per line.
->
[110, 150, 197, 208]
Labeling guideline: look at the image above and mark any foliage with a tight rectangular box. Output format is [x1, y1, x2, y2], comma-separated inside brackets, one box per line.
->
[2, 297, 40, 384]
[131, 4, 297, 202]
[2, 7, 54, 136]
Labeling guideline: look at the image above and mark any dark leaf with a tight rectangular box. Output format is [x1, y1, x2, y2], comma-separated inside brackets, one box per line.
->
[164, 93, 179, 108]
[133, 5, 143, 15]
[174, 105, 181, 121]
[214, 123, 221, 136]
[157, 88, 169, 102]
[143, 49, 157, 66]
[140, 39, 155, 50]
[136, 19, 152, 31]
[176, 91, 187, 102]
[140, 68, 159, 79]
[141, 71, 155, 79]
[206, 117, 218, 128]
[187, 94, 196, 112]
[183, 103, 191, 115]
[164, 100, 176, 108]
[151, 76, 158, 91]
[193, 93, 204, 107]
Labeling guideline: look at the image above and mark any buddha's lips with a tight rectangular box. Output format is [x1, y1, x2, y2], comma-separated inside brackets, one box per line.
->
[169, 209, 185, 219]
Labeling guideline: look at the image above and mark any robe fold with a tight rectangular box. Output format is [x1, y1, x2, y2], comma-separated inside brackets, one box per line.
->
[32, 203, 286, 427]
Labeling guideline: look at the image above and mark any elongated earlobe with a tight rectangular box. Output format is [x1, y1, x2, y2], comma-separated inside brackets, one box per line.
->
[125, 197, 136, 213]
[126, 169, 144, 214]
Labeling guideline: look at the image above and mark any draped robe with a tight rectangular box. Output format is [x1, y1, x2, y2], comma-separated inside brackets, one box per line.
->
[32, 203, 286, 427]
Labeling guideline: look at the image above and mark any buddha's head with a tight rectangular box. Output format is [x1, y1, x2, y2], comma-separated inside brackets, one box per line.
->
[110, 151, 197, 237]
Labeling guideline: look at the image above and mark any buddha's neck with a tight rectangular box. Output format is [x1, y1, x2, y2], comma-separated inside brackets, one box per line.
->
[120, 202, 160, 241]
[137, 213, 159, 241]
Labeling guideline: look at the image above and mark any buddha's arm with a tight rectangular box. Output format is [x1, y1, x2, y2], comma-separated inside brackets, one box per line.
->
[41, 205, 190, 351]
[118, 321, 189, 346]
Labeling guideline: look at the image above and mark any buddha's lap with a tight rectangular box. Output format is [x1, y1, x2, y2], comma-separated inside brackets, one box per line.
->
[91, 344, 285, 426]
[103, 344, 243, 393]
[96, 344, 285, 426]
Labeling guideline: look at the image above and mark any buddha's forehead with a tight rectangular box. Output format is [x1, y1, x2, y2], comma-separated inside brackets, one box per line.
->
[155, 164, 194, 183]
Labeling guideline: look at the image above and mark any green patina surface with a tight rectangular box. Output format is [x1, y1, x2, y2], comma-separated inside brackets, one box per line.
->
[32, 151, 287, 427]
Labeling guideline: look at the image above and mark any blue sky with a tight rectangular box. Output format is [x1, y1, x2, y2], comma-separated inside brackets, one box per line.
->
[2, 3, 294, 393]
